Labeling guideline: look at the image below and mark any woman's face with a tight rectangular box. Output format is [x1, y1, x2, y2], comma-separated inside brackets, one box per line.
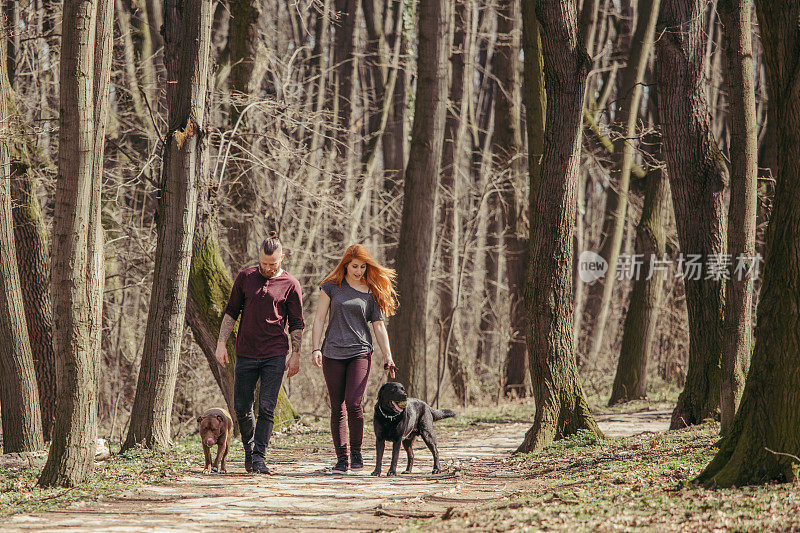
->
[347, 259, 367, 281]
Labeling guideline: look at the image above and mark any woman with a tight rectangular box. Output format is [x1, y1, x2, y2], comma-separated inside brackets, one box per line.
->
[311, 244, 398, 473]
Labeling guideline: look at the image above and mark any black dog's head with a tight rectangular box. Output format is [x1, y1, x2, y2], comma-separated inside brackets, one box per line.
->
[377, 382, 408, 414]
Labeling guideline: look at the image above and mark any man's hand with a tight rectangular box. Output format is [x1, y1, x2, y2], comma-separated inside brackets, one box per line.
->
[312, 350, 323, 368]
[286, 352, 300, 377]
[215, 343, 229, 366]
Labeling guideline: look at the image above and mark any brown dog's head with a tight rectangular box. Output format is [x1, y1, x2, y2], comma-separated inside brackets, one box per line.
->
[197, 413, 225, 448]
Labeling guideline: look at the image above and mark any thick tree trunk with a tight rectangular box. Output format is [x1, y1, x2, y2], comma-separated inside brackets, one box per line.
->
[0, 13, 44, 452]
[39, 0, 113, 488]
[517, 0, 602, 453]
[608, 169, 670, 405]
[438, 0, 472, 405]
[585, 0, 661, 363]
[717, 0, 757, 436]
[655, 0, 728, 430]
[697, 0, 800, 487]
[389, 0, 451, 400]
[123, 0, 212, 451]
[493, 0, 527, 397]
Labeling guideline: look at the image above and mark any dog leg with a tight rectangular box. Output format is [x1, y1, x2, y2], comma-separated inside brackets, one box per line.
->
[420, 430, 441, 474]
[371, 439, 385, 476]
[212, 442, 225, 473]
[202, 444, 213, 474]
[220, 436, 230, 473]
[387, 440, 402, 476]
[402, 437, 415, 474]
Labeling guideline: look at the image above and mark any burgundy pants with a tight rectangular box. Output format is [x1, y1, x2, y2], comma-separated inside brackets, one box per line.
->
[322, 354, 371, 460]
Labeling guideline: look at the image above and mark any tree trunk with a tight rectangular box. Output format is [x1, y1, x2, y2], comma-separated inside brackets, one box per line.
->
[0, 11, 44, 452]
[716, 0, 757, 436]
[517, 0, 602, 453]
[39, 0, 113, 488]
[2, 24, 57, 442]
[585, 0, 661, 363]
[381, 0, 408, 251]
[438, 0, 472, 405]
[333, 0, 357, 153]
[608, 168, 670, 405]
[655, 0, 728, 430]
[388, 0, 451, 400]
[493, 0, 527, 397]
[697, 0, 800, 488]
[123, 0, 212, 451]
[224, 0, 267, 266]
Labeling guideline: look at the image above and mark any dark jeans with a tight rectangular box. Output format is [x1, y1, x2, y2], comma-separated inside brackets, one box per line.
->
[322, 354, 371, 460]
[233, 355, 286, 461]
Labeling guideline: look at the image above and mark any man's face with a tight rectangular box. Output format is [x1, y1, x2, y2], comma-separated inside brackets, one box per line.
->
[259, 248, 284, 278]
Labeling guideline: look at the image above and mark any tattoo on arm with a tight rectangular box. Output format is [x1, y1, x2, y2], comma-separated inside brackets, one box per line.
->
[290, 329, 303, 354]
[218, 314, 235, 345]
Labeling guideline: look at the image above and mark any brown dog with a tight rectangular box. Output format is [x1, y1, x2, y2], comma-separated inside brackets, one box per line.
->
[197, 408, 233, 474]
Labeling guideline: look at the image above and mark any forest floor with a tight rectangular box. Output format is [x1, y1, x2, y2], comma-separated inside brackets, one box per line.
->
[2, 400, 800, 532]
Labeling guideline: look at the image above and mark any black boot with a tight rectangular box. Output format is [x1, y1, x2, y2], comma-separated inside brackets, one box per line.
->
[332, 457, 349, 474]
[243, 444, 253, 473]
[350, 450, 364, 471]
[252, 456, 271, 474]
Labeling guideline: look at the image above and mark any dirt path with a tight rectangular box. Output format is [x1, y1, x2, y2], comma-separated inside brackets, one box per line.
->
[6, 409, 670, 532]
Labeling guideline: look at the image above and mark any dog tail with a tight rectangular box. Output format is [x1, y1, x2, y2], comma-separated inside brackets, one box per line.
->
[433, 408, 456, 421]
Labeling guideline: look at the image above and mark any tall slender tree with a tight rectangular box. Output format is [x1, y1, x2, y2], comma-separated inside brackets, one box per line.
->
[697, 0, 800, 487]
[655, 0, 728, 430]
[224, 0, 268, 265]
[2, 6, 57, 442]
[124, 0, 213, 451]
[0, 8, 44, 453]
[608, 167, 670, 405]
[39, 0, 114, 488]
[717, 0, 757, 435]
[517, 0, 602, 453]
[389, 0, 452, 400]
[585, 0, 661, 363]
[492, 0, 528, 397]
[438, 0, 473, 404]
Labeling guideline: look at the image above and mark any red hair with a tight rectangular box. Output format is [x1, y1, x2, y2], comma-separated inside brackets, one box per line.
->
[320, 244, 398, 317]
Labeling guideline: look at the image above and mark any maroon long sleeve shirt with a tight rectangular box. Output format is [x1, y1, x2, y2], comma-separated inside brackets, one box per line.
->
[223, 267, 305, 359]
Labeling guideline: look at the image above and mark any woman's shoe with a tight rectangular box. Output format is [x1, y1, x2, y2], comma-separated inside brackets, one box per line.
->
[332, 457, 349, 474]
[350, 450, 364, 470]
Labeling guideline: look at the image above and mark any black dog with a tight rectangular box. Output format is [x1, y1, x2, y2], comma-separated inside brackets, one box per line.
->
[371, 382, 456, 476]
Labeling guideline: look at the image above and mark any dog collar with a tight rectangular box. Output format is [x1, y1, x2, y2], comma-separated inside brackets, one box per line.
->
[378, 404, 404, 421]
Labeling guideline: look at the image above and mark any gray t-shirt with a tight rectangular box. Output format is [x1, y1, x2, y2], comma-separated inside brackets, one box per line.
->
[321, 280, 385, 359]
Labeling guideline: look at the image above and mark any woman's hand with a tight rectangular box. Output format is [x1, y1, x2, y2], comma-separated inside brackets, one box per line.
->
[384, 357, 397, 379]
[312, 349, 323, 368]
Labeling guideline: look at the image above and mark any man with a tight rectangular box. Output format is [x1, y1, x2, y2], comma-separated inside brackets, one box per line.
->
[215, 233, 303, 474]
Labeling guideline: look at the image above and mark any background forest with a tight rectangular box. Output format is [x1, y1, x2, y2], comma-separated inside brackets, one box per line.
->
[0, 0, 798, 491]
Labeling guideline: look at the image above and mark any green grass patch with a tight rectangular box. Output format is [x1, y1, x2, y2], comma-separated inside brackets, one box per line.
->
[400, 420, 800, 532]
[0, 438, 198, 520]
